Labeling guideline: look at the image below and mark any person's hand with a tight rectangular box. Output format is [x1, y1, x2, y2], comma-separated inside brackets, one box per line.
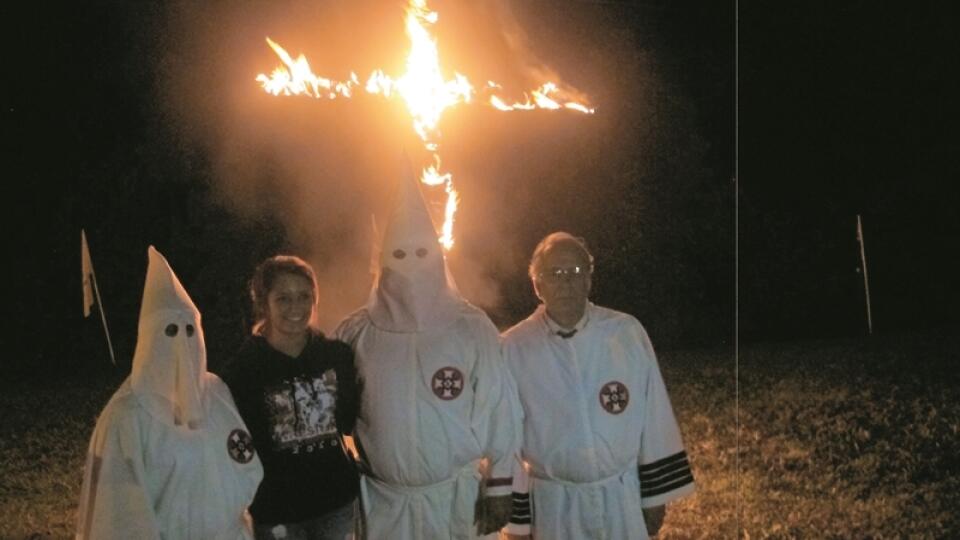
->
[475, 494, 513, 535]
[643, 505, 666, 537]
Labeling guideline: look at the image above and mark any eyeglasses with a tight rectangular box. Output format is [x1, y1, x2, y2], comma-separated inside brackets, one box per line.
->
[537, 266, 590, 281]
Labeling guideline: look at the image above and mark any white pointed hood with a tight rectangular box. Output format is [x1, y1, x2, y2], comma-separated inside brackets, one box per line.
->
[367, 157, 463, 332]
[130, 246, 207, 429]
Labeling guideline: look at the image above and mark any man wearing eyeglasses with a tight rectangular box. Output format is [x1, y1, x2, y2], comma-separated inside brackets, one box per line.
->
[501, 231, 695, 539]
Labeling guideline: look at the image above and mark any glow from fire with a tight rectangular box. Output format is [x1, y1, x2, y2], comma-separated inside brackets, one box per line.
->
[256, 0, 594, 249]
[396, 0, 473, 143]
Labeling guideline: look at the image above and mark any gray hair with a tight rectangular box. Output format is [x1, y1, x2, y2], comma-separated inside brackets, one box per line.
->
[528, 232, 595, 280]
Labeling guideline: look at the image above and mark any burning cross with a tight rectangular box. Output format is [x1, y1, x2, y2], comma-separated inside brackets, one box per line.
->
[256, 0, 594, 249]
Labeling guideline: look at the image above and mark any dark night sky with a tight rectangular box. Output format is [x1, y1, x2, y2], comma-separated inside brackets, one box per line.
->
[739, 2, 960, 341]
[4, 1, 957, 374]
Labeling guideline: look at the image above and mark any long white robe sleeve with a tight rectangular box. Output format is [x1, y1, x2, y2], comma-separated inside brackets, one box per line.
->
[470, 315, 522, 496]
[633, 323, 695, 508]
[76, 389, 161, 539]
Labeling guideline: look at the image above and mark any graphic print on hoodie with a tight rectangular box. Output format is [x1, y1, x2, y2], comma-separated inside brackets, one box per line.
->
[264, 369, 340, 453]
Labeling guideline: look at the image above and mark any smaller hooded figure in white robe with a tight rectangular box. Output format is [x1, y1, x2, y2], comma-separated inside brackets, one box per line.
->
[335, 160, 520, 539]
[76, 247, 263, 540]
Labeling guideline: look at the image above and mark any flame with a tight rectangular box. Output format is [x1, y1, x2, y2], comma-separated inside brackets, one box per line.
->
[255, 37, 360, 99]
[440, 183, 458, 250]
[486, 82, 595, 113]
[256, 0, 594, 250]
[421, 158, 456, 249]
[395, 0, 473, 143]
[421, 160, 451, 186]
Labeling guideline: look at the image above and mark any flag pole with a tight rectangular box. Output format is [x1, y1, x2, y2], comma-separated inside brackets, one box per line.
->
[82, 229, 117, 365]
[856, 214, 873, 335]
[91, 267, 117, 365]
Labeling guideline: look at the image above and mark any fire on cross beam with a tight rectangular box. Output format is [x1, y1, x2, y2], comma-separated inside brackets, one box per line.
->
[255, 0, 595, 250]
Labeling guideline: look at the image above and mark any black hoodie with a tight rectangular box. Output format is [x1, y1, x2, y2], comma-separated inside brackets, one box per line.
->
[220, 331, 360, 525]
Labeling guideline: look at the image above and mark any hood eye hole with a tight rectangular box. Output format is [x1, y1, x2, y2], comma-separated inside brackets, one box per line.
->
[392, 249, 406, 259]
[165, 324, 179, 337]
[185, 324, 195, 337]
[415, 247, 428, 258]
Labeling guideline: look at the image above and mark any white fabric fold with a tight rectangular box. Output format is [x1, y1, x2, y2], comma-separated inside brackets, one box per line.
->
[367, 155, 462, 333]
[130, 246, 206, 428]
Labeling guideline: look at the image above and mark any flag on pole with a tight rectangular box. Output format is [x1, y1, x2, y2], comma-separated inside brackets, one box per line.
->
[82, 229, 95, 317]
[855, 214, 873, 335]
[81, 229, 117, 365]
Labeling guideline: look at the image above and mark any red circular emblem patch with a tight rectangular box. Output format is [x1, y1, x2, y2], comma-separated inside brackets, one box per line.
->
[432, 367, 465, 400]
[227, 428, 256, 464]
[599, 381, 630, 414]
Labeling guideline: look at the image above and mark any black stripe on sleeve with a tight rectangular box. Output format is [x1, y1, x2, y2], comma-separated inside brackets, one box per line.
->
[638, 451, 689, 474]
[639, 451, 694, 497]
[638, 458, 691, 483]
[509, 492, 531, 524]
[641, 473, 695, 498]
[486, 477, 513, 487]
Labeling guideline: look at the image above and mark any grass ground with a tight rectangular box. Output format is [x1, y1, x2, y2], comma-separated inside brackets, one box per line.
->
[1, 329, 957, 538]
[0, 370, 118, 539]
[661, 328, 960, 539]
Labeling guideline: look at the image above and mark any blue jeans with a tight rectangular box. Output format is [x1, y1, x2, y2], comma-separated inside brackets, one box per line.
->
[254, 501, 356, 540]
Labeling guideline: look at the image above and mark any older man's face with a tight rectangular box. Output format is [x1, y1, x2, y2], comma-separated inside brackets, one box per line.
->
[534, 243, 592, 328]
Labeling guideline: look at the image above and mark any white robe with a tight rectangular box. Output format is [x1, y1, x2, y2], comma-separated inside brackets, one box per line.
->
[503, 303, 694, 539]
[335, 303, 519, 540]
[75, 373, 264, 540]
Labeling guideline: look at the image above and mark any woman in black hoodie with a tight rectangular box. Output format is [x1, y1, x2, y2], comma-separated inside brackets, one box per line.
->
[221, 255, 360, 540]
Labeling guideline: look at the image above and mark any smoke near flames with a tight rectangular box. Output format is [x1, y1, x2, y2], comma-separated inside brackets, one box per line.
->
[154, 0, 656, 330]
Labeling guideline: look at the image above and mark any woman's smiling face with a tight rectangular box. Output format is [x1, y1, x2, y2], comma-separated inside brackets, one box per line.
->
[265, 272, 315, 338]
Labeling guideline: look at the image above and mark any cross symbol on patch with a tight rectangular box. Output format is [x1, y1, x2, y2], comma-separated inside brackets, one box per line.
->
[227, 429, 256, 464]
[432, 367, 464, 400]
[599, 381, 630, 414]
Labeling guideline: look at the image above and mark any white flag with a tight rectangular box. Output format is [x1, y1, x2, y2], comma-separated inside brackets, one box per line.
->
[82, 229, 95, 317]
[80, 229, 117, 365]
